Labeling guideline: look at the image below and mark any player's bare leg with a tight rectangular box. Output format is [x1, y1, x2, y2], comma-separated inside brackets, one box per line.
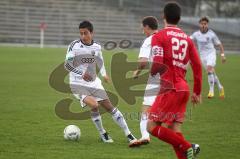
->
[98, 99, 114, 112]
[83, 96, 99, 109]
[99, 99, 139, 147]
[83, 96, 113, 143]
[207, 66, 215, 98]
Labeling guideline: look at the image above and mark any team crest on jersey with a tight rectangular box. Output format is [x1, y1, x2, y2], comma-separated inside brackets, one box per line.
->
[80, 45, 83, 48]
[152, 46, 164, 56]
[91, 50, 95, 56]
[206, 37, 210, 41]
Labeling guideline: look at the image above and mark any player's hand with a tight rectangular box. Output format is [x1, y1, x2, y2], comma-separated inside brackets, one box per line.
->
[133, 70, 141, 79]
[103, 75, 111, 83]
[83, 72, 93, 82]
[221, 55, 226, 64]
[191, 93, 202, 106]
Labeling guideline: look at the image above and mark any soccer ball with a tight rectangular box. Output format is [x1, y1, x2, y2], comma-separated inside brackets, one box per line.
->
[63, 125, 81, 141]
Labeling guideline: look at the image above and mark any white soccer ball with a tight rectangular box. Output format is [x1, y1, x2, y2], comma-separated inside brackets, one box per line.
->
[63, 125, 81, 141]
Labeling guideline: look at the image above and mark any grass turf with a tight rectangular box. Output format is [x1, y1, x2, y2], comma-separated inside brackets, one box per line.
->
[0, 46, 239, 159]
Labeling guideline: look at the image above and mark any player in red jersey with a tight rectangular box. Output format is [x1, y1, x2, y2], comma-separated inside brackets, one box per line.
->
[147, 2, 202, 159]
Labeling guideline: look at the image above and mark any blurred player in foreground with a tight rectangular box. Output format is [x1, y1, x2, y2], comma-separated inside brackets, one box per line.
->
[147, 3, 202, 159]
[132, 16, 160, 145]
[191, 16, 226, 99]
[65, 20, 139, 147]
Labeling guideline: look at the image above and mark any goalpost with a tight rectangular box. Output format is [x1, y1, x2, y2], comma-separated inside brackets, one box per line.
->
[40, 22, 47, 48]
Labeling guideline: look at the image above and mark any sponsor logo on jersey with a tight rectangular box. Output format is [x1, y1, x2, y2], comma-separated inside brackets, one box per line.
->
[152, 46, 164, 56]
[81, 57, 95, 63]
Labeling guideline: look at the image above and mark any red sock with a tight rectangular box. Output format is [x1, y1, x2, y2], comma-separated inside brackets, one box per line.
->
[173, 132, 187, 159]
[151, 126, 191, 152]
[176, 132, 184, 139]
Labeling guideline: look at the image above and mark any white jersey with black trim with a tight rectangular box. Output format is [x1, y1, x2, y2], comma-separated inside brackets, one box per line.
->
[190, 29, 221, 57]
[65, 40, 107, 87]
[139, 35, 154, 62]
[139, 35, 160, 91]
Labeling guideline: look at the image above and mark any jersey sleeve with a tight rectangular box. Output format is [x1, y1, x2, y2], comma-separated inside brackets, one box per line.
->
[139, 37, 151, 59]
[190, 32, 196, 41]
[64, 44, 83, 76]
[65, 45, 75, 61]
[189, 39, 202, 95]
[96, 50, 107, 77]
[212, 31, 221, 45]
[150, 34, 164, 76]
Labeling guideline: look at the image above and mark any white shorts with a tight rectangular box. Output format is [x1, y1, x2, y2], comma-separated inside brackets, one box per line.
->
[200, 53, 216, 69]
[142, 76, 160, 106]
[70, 81, 108, 108]
[73, 93, 106, 108]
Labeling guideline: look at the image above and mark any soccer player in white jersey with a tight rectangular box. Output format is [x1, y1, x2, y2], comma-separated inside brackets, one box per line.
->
[132, 16, 160, 145]
[65, 20, 139, 147]
[191, 16, 226, 99]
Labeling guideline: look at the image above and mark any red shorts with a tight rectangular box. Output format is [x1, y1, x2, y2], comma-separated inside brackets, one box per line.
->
[149, 90, 189, 125]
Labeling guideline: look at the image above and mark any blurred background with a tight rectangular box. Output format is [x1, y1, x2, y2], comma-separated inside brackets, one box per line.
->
[0, 0, 239, 52]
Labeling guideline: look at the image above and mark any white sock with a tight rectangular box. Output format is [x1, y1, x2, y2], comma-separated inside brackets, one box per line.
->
[140, 113, 150, 139]
[91, 111, 106, 135]
[208, 72, 215, 93]
[111, 108, 131, 136]
[214, 74, 223, 90]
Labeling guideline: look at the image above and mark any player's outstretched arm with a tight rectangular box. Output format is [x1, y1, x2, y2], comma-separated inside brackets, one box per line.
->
[150, 34, 168, 77]
[96, 51, 111, 83]
[133, 57, 148, 79]
[64, 61, 82, 75]
[217, 44, 226, 63]
[150, 56, 167, 76]
[213, 32, 226, 64]
[191, 93, 202, 105]
[189, 40, 202, 105]
[64, 56, 83, 76]
[103, 75, 111, 83]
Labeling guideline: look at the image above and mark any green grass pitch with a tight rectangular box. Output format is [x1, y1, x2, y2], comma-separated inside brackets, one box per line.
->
[0, 46, 239, 159]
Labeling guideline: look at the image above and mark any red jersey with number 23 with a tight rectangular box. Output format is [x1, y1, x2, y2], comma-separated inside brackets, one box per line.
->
[151, 26, 202, 95]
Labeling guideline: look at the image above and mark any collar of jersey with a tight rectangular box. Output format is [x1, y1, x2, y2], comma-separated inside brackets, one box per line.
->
[165, 26, 180, 30]
[200, 29, 209, 34]
[80, 40, 94, 46]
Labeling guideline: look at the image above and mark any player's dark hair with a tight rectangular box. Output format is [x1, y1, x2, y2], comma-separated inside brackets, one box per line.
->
[164, 2, 181, 25]
[79, 20, 93, 32]
[142, 16, 158, 30]
[199, 16, 209, 23]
